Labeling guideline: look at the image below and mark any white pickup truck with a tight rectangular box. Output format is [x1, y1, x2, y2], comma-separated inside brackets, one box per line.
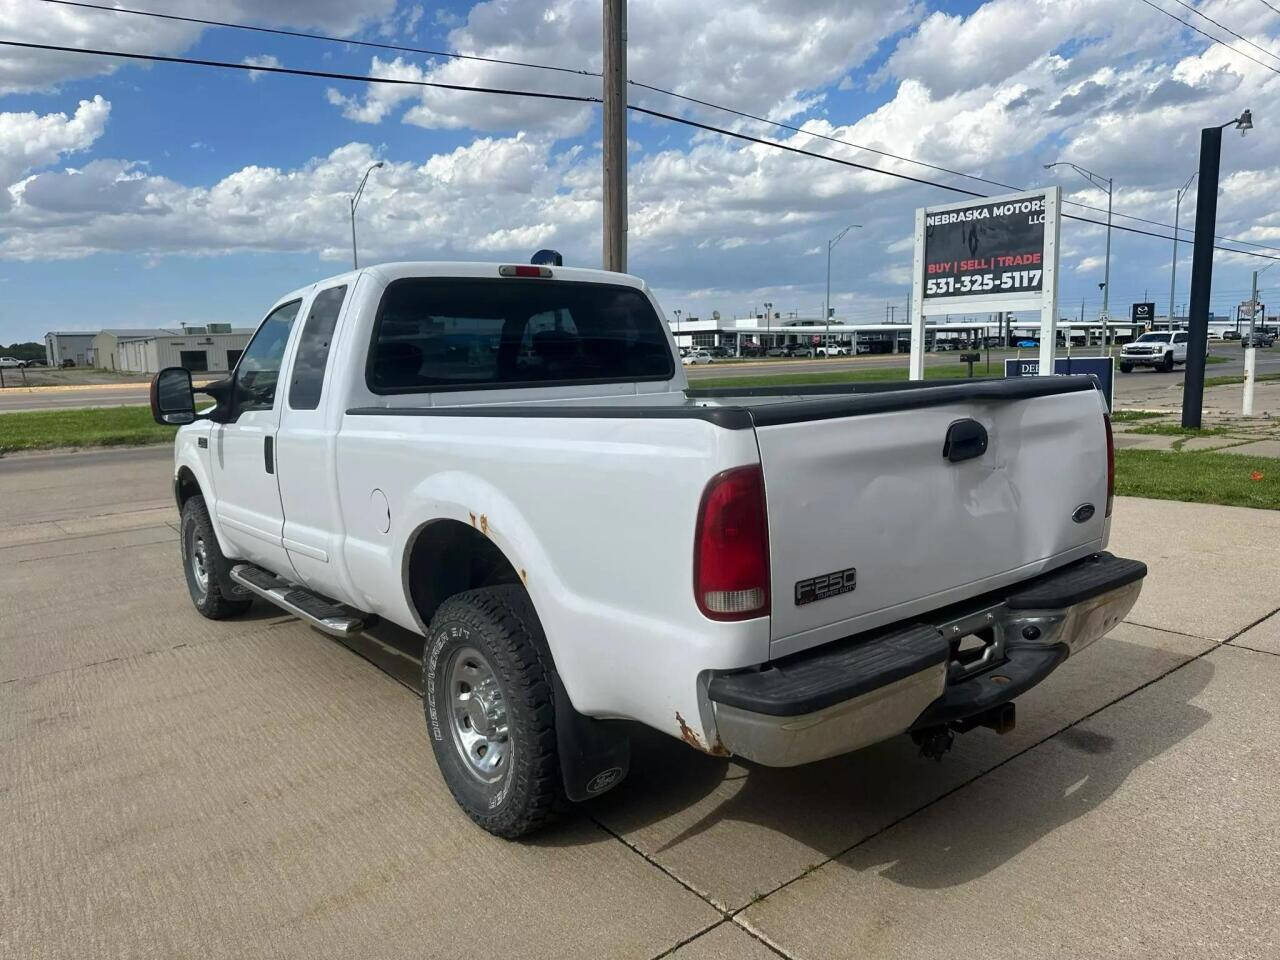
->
[1119, 330, 1189, 373]
[150, 259, 1145, 837]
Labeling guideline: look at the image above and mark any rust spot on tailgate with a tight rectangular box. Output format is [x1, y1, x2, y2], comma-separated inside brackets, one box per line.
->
[675, 711, 729, 756]
[519, 568, 528, 585]
[479, 513, 489, 536]
[468, 511, 477, 528]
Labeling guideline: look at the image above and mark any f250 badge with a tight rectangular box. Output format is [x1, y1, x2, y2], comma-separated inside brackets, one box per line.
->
[795, 567, 857, 606]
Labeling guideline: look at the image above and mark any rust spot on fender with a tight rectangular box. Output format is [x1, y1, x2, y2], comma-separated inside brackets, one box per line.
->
[675, 711, 728, 756]
[479, 514, 489, 536]
[519, 568, 528, 585]
[468, 511, 477, 527]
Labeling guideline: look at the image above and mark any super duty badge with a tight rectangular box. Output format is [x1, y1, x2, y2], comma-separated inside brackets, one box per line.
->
[795, 567, 857, 606]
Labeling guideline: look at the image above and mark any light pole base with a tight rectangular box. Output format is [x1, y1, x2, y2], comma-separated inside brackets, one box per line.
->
[1243, 346, 1257, 417]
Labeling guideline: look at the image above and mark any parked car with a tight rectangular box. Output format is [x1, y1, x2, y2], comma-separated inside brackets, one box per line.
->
[24, 358, 47, 367]
[682, 349, 713, 365]
[1016, 340, 1039, 349]
[149, 258, 1145, 838]
[1241, 331, 1275, 348]
[706, 345, 732, 359]
[816, 344, 849, 357]
[1119, 331, 1188, 373]
[0, 356, 28, 368]
[60, 358, 76, 368]
[766, 344, 803, 357]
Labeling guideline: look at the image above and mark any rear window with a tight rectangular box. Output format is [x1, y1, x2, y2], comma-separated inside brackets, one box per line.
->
[366, 278, 674, 393]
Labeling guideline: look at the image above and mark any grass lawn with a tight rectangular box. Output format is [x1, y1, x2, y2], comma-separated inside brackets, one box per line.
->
[1110, 410, 1166, 422]
[696, 363, 990, 389]
[1127, 423, 1235, 437]
[1116, 449, 1280, 510]
[1199, 372, 1280, 389]
[0, 404, 174, 454]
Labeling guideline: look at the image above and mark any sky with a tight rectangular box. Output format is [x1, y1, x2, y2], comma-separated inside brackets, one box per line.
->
[1, 0, 1279, 342]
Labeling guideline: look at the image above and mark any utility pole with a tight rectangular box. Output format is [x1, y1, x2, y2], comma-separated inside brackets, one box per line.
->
[1183, 110, 1253, 429]
[824, 223, 859, 350]
[602, 0, 627, 272]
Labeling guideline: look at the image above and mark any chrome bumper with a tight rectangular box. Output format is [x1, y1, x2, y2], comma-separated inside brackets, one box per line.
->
[708, 574, 1142, 768]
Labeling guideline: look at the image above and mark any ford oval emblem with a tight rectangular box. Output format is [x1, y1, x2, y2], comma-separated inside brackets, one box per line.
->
[1072, 503, 1096, 524]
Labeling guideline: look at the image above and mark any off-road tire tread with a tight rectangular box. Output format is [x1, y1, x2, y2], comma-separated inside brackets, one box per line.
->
[181, 495, 252, 620]
[425, 585, 559, 838]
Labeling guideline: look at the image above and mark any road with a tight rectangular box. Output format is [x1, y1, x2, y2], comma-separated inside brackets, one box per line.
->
[2, 344, 1275, 412]
[3, 446, 1280, 958]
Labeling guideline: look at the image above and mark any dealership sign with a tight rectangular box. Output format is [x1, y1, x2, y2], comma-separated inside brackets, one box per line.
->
[909, 187, 1061, 379]
[1131, 302, 1155, 326]
[1005, 357, 1115, 411]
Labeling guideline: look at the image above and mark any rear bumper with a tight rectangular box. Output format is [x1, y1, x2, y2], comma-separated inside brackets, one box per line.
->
[706, 552, 1145, 767]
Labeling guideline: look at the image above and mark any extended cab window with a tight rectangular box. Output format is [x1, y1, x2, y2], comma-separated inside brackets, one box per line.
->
[1173, 333, 1189, 344]
[367, 278, 674, 392]
[289, 285, 348, 410]
[233, 300, 301, 416]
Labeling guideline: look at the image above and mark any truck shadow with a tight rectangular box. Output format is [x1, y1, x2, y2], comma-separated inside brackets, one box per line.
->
[577, 654, 1214, 891]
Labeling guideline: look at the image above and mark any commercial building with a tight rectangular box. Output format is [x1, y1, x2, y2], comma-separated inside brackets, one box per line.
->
[115, 328, 254, 374]
[44, 331, 96, 367]
[89, 329, 177, 371]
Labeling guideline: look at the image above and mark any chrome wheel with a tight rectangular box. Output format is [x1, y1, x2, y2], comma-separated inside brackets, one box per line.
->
[189, 532, 209, 595]
[446, 646, 511, 783]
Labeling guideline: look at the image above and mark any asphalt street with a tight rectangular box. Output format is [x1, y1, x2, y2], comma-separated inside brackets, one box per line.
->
[3, 446, 1279, 959]
[3, 344, 1270, 413]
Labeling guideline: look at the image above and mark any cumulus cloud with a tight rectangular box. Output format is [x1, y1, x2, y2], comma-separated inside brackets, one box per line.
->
[0, 0, 396, 93]
[242, 55, 281, 81]
[0, 96, 109, 210]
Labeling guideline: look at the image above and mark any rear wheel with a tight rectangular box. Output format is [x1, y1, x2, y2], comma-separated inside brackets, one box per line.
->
[423, 585, 559, 838]
[180, 496, 252, 620]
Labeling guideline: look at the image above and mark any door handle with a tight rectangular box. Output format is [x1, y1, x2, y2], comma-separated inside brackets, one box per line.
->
[264, 435, 274, 474]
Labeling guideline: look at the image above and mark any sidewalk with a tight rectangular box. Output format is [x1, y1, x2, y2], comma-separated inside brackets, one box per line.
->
[1112, 405, 1280, 457]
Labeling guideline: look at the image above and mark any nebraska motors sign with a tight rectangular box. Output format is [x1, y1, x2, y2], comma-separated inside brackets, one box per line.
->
[923, 196, 1048, 300]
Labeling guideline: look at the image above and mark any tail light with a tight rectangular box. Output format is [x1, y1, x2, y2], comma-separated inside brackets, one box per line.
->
[1104, 413, 1115, 517]
[694, 465, 770, 620]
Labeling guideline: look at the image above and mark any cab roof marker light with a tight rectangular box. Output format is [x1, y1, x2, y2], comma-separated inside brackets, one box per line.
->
[499, 265, 553, 278]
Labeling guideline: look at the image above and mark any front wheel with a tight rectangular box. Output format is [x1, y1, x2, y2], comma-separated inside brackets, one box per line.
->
[423, 585, 560, 838]
[180, 495, 253, 620]
[1119, 362, 1133, 373]
[1161, 353, 1174, 372]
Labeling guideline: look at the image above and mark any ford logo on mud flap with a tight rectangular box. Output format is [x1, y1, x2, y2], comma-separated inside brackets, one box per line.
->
[1072, 503, 1096, 524]
[586, 767, 624, 795]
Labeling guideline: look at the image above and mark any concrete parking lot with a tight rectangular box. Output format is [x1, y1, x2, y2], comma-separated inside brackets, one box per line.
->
[3, 447, 1279, 959]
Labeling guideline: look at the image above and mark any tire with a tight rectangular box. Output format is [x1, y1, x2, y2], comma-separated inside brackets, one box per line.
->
[422, 585, 559, 838]
[1161, 353, 1174, 373]
[1119, 362, 1133, 373]
[180, 495, 253, 620]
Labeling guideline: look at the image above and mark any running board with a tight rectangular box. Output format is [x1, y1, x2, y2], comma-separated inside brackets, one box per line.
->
[230, 563, 366, 638]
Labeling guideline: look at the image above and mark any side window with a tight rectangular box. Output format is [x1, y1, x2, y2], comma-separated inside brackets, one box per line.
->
[1174, 333, 1188, 344]
[233, 300, 301, 418]
[289, 285, 348, 410]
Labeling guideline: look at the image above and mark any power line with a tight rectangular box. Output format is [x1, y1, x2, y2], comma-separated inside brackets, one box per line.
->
[7, 37, 1280, 264]
[36, 0, 597, 76]
[636, 105, 1280, 262]
[632, 80, 1280, 255]
[0, 39, 601, 103]
[1163, 0, 1280, 63]
[31, 0, 1280, 253]
[1256, 0, 1280, 18]
[1134, 0, 1280, 76]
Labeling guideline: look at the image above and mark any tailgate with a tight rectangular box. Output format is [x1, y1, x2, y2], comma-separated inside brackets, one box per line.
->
[752, 378, 1109, 651]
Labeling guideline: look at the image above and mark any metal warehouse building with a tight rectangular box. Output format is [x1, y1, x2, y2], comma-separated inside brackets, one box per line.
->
[116, 328, 254, 374]
[44, 331, 96, 367]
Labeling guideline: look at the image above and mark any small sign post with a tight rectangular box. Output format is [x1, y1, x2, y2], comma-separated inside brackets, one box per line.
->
[910, 187, 1061, 379]
[1005, 356, 1115, 411]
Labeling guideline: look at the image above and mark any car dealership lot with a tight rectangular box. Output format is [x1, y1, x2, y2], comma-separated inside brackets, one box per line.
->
[4, 447, 1279, 959]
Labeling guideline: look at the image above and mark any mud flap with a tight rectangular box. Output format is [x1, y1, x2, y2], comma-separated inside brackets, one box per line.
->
[553, 674, 631, 802]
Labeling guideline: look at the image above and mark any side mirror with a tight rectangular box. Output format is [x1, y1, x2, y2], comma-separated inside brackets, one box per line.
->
[150, 367, 196, 425]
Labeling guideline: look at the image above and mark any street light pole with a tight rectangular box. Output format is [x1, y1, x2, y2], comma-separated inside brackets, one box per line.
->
[1182, 109, 1253, 429]
[1244, 261, 1275, 416]
[1169, 171, 1197, 327]
[1044, 161, 1113, 327]
[824, 223, 860, 348]
[349, 161, 383, 270]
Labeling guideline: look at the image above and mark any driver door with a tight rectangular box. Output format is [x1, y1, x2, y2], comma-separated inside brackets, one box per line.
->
[211, 298, 303, 573]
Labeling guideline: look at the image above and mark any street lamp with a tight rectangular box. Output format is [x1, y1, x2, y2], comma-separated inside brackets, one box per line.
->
[1182, 109, 1253, 428]
[1168, 171, 1197, 328]
[824, 224, 861, 343]
[1045, 161, 1113, 326]
[350, 161, 384, 270]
